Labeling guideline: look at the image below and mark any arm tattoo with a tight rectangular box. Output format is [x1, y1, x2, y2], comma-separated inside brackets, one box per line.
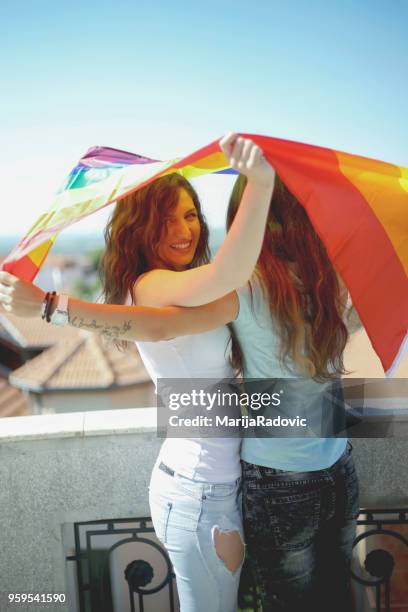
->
[70, 316, 132, 340]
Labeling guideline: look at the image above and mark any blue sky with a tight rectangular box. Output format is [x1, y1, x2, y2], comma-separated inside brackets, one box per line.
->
[1, 0, 407, 235]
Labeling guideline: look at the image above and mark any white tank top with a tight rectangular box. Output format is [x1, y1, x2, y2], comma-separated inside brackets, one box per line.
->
[135, 326, 241, 482]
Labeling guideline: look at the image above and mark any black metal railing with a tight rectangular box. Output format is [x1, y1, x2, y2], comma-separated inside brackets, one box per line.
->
[351, 508, 408, 612]
[67, 516, 177, 612]
[67, 508, 408, 612]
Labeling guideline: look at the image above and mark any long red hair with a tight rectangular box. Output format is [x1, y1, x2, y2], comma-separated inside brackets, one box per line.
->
[227, 174, 349, 380]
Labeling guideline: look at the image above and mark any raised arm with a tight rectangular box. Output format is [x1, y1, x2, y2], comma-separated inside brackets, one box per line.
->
[135, 134, 275, 307]
[0, 270, 238, 342]
[67, 292, 238, 341]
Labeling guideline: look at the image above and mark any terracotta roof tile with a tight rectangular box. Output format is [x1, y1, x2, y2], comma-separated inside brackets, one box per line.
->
[0, 312, 80, 348]
[9, 330, 151, 392]
[9, 335, 84, 391]
[48, 335, 114, 389]
[0, 377, 29, 417]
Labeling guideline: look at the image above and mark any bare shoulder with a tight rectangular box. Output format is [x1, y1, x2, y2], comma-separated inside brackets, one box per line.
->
[133, 269, 178, 307]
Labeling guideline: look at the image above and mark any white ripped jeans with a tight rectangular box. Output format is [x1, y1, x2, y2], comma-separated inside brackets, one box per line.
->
[148, 459, 245, 612]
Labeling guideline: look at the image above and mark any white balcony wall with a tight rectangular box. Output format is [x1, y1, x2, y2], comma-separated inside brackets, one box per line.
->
[0, 409, 407, 611]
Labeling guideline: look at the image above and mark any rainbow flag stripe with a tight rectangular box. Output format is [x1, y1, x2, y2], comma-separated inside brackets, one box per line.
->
[2, 135, 407, 376]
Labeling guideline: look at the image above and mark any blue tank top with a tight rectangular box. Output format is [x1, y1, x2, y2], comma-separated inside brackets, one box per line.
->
[234, 273, 347, 471]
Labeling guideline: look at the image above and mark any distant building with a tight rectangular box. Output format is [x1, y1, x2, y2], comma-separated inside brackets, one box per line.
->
[0, 312, 155, 416]
[0, 253, 99, 295]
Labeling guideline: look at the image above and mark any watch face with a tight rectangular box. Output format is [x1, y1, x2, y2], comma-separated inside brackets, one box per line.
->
[52, 310, 68, 325]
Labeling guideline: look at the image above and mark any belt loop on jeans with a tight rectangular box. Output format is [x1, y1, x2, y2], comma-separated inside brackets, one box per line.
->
[159, 461, 175, 477]
[159, 461, 241, 488]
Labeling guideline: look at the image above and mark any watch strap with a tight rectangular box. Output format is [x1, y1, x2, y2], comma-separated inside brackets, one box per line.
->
[50, 293, 69, 325]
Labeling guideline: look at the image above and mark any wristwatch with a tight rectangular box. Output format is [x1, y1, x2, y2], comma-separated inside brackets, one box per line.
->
[50, 293, 70, 326]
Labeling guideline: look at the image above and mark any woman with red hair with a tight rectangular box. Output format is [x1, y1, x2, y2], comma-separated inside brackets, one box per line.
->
[221, 173, 361, 612]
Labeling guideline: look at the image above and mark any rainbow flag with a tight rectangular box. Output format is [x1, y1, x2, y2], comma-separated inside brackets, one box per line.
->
[2, 134, 407, 376]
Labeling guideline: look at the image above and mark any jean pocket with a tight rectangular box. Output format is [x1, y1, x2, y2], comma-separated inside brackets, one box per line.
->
[149, 497, 172, 544]
[166, 498, 201, 533]
[245, 487, 321, 550]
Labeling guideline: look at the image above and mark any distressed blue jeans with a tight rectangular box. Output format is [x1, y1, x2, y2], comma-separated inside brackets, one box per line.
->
[242, 441, 359, 612]
[149, 459, 244, 612]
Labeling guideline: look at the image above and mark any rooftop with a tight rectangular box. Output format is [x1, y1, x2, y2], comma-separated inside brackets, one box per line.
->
[0, 312, 150, 393]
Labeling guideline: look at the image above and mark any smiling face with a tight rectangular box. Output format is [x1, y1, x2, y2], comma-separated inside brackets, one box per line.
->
[155, 188, 201, 271]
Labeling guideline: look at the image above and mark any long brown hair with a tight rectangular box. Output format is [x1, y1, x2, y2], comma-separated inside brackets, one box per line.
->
[227, 174, 349, 381]
[99, 173, 239, 367]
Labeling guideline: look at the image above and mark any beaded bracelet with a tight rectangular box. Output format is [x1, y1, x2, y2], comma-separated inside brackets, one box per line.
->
[45, 291, 57, 323]
[41, 292, 50, 320]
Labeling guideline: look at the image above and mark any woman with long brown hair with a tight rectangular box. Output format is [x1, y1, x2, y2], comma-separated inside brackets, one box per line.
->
[0, 134, 276, 612]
